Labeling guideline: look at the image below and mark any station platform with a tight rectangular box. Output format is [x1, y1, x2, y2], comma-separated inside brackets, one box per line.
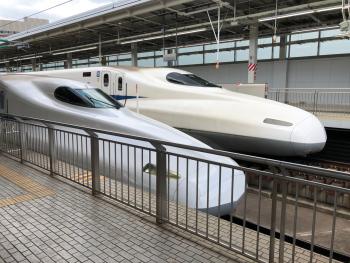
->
[0, 154, 248, 263]
[0, 152, 345, 263]
[317, 113, 350, 129]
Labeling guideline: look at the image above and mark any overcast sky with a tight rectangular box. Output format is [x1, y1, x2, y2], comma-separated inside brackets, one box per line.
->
[0, 0, 115, 22]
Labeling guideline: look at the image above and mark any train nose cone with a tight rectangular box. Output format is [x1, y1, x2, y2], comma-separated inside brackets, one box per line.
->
[291, 115, 327, 156]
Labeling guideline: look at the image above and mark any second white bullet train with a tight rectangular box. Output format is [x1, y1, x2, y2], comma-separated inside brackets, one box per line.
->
[0, 74, 245, 216]
[22, 66, 327, 156]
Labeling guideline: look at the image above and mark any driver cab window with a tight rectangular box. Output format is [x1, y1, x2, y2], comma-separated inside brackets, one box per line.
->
[166, 72, 220, 87]
[118, 77, 123, 91]
[54, 86, 89, 107]
[103, 73, 109, 87]
[54, 86, 122, 109]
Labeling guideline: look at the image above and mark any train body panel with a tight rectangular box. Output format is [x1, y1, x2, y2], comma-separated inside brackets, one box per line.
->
[16, 67, 327, 156]
[0, 74, 245, 215]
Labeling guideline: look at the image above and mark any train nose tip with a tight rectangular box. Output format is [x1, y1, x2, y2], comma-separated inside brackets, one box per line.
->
[291, 115, 327, 155]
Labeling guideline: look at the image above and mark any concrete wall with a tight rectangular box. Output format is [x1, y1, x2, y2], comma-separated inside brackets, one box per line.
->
[179, 56, 350, 90]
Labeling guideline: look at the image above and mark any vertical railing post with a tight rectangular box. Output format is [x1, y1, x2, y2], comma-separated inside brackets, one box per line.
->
[285, 89, 289, 104]
[91, 133, 100, 196]
[153, 143, 168, 224]
[86, 130, 100, 195]
[278, 171, 288, 263]
[18, 121, 24, 163]
[313, 90, 317, 114]
[269, 174, 278, 263]
[315, 90, 319, 115]
[47, 125, 56, 176]
[15, 118, 26, 163]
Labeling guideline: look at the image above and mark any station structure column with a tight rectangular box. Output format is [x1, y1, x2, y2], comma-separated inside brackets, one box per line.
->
[31, 58, 37, 72]
[5, 62, 10, 72]
[248, 24, 258, 84]
[98, 33, 102, 65]
[279, 35, 287, 60]
[65, 53, 72, 69]
[166, 49, 176, 67]
[278, 34, 289, 98]
[131, 43, 138, 67]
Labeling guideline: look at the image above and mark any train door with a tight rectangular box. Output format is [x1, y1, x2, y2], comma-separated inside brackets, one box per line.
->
[113, 72, 127, 101]
[101, 70, 111, 94]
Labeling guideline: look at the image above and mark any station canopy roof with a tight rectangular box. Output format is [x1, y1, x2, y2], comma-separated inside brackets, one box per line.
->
[0, 0, 346, 64]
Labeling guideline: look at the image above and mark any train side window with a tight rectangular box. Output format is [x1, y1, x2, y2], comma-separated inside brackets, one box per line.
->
[83, 72, 91, 77]
[118, 77, 123, 91]
[103, 73, 109, 87]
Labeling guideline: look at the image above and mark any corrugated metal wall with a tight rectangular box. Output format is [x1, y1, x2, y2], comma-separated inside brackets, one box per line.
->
[179, 56, 350, 90]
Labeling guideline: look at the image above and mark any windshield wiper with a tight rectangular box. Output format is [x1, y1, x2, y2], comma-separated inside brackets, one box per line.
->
[86, 96, 96, 106]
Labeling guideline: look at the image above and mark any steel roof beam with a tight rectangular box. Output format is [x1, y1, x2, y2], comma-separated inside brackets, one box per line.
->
[261, 22, 275, 30]
[308, 14, 322, 24]
[7, 0, 193, 43]
[6, 0, 342, 45]
[133, 15, 163, 25]
[0, 0, 345, 61]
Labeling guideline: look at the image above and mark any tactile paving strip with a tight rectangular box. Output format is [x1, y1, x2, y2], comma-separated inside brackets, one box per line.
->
[0, 164, 55, 207]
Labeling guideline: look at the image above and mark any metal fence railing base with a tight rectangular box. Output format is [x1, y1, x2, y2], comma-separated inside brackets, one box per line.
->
[267, 89, 350, 117]
[0, 114, 349, 263]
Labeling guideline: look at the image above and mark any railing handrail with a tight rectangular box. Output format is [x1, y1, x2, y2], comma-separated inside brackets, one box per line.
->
[268, 88, 350, 92]
[1, 112, 349, 182]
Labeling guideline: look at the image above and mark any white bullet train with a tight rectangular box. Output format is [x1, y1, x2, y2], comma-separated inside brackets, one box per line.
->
[20, 66, 327, 157]
[0, 74, 245, 215]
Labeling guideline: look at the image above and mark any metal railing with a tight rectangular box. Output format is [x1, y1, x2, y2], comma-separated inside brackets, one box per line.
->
[267, 88, 350, 116]
[0, 114, 349, 263]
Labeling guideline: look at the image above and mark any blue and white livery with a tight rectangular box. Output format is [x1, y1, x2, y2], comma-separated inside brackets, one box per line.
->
[22, 66, 327, 156]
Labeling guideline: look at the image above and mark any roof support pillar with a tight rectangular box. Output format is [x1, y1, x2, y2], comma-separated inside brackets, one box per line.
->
[279, 34, 287, 60]
[31, 58, 37, 72]
[248, 24, 258, 84]
[131, 43, 138, 67]
[5, 62, 10, 72]
[65, 53, 72, 69]
[99, 33, 102, 65]
[166, 49, 176, 67]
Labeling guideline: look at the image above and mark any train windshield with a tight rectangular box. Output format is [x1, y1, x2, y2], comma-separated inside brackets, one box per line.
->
[54, 86, 122, 109]
[166, 72, 220, 88]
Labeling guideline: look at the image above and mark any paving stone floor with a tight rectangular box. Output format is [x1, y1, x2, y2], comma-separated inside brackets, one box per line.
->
[0, 177, 26, 199]
[0, 154, 250, 263]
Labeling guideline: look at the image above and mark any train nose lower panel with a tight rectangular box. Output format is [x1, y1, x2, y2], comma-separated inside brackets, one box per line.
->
[291, 115, 327, 156]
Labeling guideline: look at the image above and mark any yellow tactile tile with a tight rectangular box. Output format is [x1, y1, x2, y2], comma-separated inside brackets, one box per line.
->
[0, 164, 54, 207]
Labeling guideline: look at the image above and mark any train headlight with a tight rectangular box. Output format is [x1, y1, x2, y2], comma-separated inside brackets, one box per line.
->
[143, 163, 180, 179]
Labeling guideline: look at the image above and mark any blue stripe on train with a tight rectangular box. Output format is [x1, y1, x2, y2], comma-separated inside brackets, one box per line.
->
[111, 95, 146, 100]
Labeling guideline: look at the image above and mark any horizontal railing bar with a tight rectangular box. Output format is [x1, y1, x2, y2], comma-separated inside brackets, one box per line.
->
[268, 88, 350, 91]
[98, 138, 155, 152]
[16, 120, 91, 138]
[276, 174, 350, 194]
[167, 151, 245, 171]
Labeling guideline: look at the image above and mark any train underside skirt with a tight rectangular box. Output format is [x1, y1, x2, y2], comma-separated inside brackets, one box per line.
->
[179, 128, 324, 157]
